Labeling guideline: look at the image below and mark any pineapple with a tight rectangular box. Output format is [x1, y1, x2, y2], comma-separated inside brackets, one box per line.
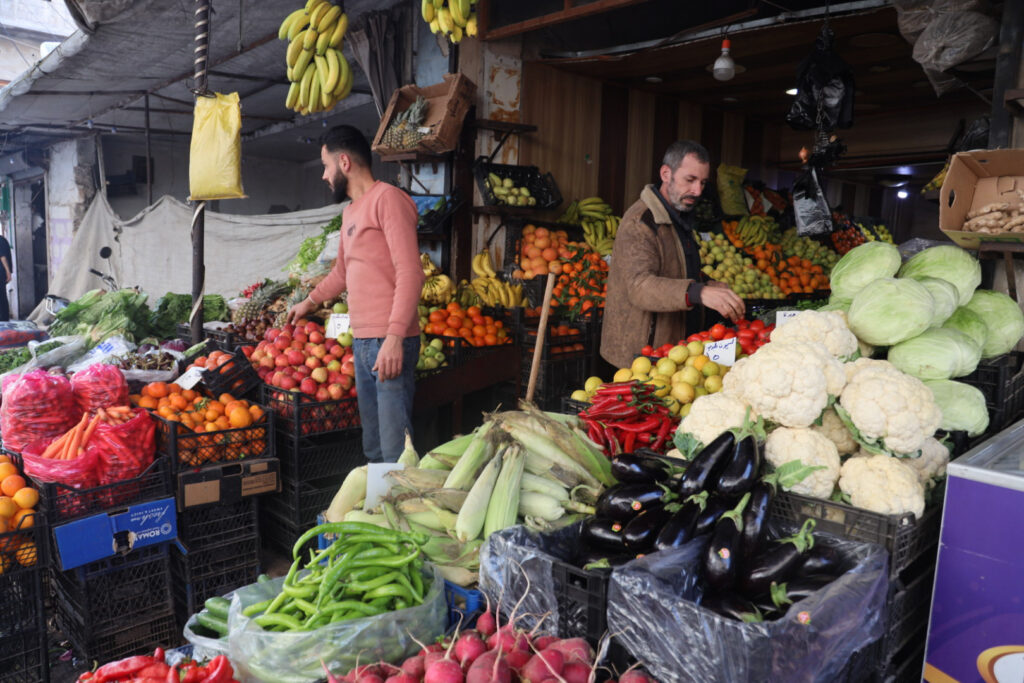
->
[233, 281, 291, 324]
[383, 108, 408, 149]
[401, 96, 428, 149]
[274, 285, 311, 327]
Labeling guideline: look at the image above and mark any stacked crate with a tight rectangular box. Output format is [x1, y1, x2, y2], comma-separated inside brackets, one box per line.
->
[517, 319, 591, 410]
[0, 485, 47, 683]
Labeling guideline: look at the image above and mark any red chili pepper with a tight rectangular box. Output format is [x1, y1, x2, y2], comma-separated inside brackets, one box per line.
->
[606, 429, 621, 456]
[623, 431, 637, 453]
[598, 381, 638, 394]
[181, 662, 203, 683]
[165, 664, 180, 683]
[587, 402, 642, 421]
[124, 678, 165, 683]
[200, 655, 234, 683]
[609, 414, 663, 433]
[651, 417, 674, 452]
[77, 674, 95, 682]
[93, 656, 156, 683]
[153, 648, 165, 664]
[136, 663, 171, 679]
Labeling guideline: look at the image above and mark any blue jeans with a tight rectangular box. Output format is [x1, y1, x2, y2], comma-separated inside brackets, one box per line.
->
[353, 336, 419, 463]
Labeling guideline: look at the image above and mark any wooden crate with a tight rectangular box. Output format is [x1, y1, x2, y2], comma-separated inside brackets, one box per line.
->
[372, 73, 476, 156]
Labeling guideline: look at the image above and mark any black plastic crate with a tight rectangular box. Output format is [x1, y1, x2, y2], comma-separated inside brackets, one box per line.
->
[170, 534, 260, 584]
[277, 430, 365, 486]
[770, 485, 944, 579]
[879, 632, 926, 683]
[32, 455, 172, 526]
[519, 319, 591, 361]
[0, 566, 45, 639]
[549, 560, 634, 671]
[177, 323, 240, 351]
[502, 220, 584, 273]
[0, 628, 47, 683]
[55, 600, 178, 666]
[152, 408, 274, 472]
[520, 356, 589, 411]
[959, 351, 1024, 431]
[176, 498, 259, 548]
[260, 476, 340, 529]
[561, 396, 590, 416]
[51, 543, 173, 632]
[259, 506, 318, 560]
[201, 347, 262, 401]
[473, 157, 562, 210]
[261, 384, 360, 438]
[170, 552, 259, 627]
[881, 568, 935, 664]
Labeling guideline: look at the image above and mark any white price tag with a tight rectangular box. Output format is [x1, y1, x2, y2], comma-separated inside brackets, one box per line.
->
[364, 463, 404, 510]
[700, 232, 713, 242]
[175, 366, 205, 390]
[776, 310, 800, 327]
[703, 338, 737, 366]
[326, 313, 351, 338]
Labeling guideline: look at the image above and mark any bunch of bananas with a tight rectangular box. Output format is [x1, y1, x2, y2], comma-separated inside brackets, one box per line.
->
[421, 274, 456, 306]
[471, 248, 525, 307]
[735, 214, 779, 248]
[422, 0, 478, 43]
[278, 0, 353, 115]
[560, 197, 618, 257]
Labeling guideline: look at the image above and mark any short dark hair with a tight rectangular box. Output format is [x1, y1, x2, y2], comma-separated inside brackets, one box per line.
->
[320, 125, 372, 168]
[662, 140, 710, 170]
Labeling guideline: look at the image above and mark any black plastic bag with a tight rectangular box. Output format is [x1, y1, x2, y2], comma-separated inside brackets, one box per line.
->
[792, 168, 833, 236]
[786, 26, 855, 132]
[607, 522, 888, 683]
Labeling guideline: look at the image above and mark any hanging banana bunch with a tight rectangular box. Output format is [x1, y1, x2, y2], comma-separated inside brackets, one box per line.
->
[278, 0, 354, 115]
[422, 0, 478, 44]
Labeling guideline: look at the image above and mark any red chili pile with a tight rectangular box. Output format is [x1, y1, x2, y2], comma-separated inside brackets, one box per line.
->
[75, 649, 238, 683]
[578, 382, 678, 455]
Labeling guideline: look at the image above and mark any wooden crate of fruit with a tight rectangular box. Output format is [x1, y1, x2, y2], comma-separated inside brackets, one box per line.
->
[372, 73, 476, 156]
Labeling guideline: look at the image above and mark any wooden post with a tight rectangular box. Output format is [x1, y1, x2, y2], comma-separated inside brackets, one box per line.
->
[144, 94, 152, 206]
[525, 271, 557, 404]
[190, 0, 211, 346]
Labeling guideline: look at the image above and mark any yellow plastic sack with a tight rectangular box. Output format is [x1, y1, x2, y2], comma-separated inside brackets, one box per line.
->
[188, 92, 246, 201]
[717, 163, 748, 217]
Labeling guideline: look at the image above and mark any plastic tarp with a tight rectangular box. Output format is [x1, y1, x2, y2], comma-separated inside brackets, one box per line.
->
[31, 192, 347, 321]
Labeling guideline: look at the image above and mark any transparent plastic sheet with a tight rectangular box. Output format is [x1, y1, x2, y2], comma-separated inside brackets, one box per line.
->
[606, 523, 889, 683]
[912, 11, 997, 74]
[67, 335, 136, 374]
[893, 0, 986, 43]
[899, 238, 950, 261]
[0, 336, 87, 386]
[793, 168, 833, 236]
[71, 363, 129, 413]
[785, 26, 855, 132]
[119, 348, 184, 385]
[0, 368, 79, 453]
[88, 408, 156, 485]
[227, 566, 447, 683]
[185, 599, 232, 661]
[717, 165, 749, 217]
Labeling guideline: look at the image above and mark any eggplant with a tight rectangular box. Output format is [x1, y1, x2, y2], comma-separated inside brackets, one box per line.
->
[623, 505, 674, 552]
[694, 495, 732, 536]
[774, 574, 836, 604]
[797, 545, 845, 577]
[703, 493, 751, 591]
[740, 481, 773, 564]
[716, 435, 762, 497]
[653, 493, 708, 550]
[701, 592, 763, 623]
[677, 432, 735, 497]
[739, 519, 817, 596]
[581, 517, 628, 553]
[595, 482, 666, 522]
[611, 453, 670, 484]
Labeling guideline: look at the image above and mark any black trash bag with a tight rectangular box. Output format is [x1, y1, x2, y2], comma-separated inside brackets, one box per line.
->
[607, 521, 889, 683]
[793, 167, 833, 236]
[786, 26, 855, 132]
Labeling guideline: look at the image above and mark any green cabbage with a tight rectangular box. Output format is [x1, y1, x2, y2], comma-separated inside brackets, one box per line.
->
[898, 245, 981, 306]
[964, 290, 1024, 358]
[887, 328, 981, 380]
[847, 278, 935, 347]
[829, 242, 901, 304]
[924, 379, 990, 437]
[942, 306, 988, 349]
[913, 277, 958, 326]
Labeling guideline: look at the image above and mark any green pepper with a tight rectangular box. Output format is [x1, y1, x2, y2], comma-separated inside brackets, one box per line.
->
[363, 583, 415, 602]
[291, 598, 319, 616]
[241, 599, 273, 617]
[291, 522, 413, 559]
[281, 582, 316, 600]
[348, 546, 421, 569]
[319, 600, 387, 617]
[345, 571, 403, 594]
[254, 612, 304, 631]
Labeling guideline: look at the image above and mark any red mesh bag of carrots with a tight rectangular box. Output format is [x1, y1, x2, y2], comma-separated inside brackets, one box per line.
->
[88, 407, 156, 486]
[21, 435, 100, 493]
[1, 369, 80, 454]
[71, 363, 129, 414]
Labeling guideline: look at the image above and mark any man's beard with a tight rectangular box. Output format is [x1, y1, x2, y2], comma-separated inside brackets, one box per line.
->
[331, 170, 349, 203]
[671, 193, 699, 212]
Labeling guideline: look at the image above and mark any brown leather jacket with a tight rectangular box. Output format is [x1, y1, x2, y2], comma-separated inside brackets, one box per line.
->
[600, 185, 703, 369]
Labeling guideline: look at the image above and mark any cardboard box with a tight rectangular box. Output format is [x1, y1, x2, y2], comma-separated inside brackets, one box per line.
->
[176, 457, 280, 511]
[372, 73, 476, 156]
[52, 497, 177, 570]
[940, 149, 1024, 249]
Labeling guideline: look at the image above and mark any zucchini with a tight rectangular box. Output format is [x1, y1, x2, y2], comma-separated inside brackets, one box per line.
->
[196, 610, 228, 637]
[204, 596, 230, 620]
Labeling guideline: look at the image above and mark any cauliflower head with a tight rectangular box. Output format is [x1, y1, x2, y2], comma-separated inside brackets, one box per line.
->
[677, 392, 757, 447]
[829, 309, 876, 358]
[770, 310, 859, 359]
[839, 367, 942, 455]
[722, 341, 845, 427]
[765, 427, 840, 499]
[812, 408, 858, 456]
[904, 437, 950, 488]
[839, 454, 925, 518]
[843, 357, 900, 384]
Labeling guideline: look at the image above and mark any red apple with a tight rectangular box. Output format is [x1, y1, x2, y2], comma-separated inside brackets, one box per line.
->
[286, 349, 305, 366]
[267, 345, 281, 358]
[290, 340, 305, 351]
[275, 355, 290, 368]
[328, 370, 343, 385]
[305, 355, 321, 370]
[241, 346, 255, 359]
[259, 356, 276, 369]
[310, 344, 327, 360]
[279, 375, 297, 390]
[326, 359, 341, 372]
[339, 374, 354, 391]
[329, 344, 345, 358]
[311, 367, 328, 383]
[341, 360, 355, 376]
[315, 386, 330, 401]
[300, 378, 317, 395]
[251, 349, 265, 362]
[348, 386, 357, 397]
[274, 335, 291, 351]
[282, 323, 296, 336]
[327, 383, 343, 400]
[305, 321, 321, 335]
[294, 365, 311, 378]
[266, 328, 280, 342]
[290, 320, 306, 330]
[294, 332, 308, 344]
[309, 330, 325, 344]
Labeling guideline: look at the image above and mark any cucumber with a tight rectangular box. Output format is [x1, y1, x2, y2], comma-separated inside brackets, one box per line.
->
[196, 610, 228, 637]
[204, 596, 230, 620]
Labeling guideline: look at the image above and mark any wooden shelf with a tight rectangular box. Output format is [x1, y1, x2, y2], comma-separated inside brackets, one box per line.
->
[377, 150, 450, 164]
[471, 120, 538, 135]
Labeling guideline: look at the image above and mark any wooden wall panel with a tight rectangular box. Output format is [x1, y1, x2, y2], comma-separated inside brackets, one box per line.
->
[678, 102, 703, 141]
[599, 83, 630, 214]
[720, 112, 746, 166]
[519, 62, 602, 208]
[624, 89, 656, 205]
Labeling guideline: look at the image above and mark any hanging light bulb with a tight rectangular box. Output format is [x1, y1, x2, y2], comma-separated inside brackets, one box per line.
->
[713, 38, 735, 81]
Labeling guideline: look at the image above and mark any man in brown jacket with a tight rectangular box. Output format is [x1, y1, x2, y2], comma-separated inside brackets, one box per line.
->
[601, 141, 745, 369]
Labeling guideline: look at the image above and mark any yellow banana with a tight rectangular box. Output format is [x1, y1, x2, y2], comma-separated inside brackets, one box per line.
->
[328, 13, 348, 47]
[466, 13, 477, 37]
[286, 34, 304, 69]
[302, 27, 318, 50]
[287, 13, 310, 41]
[318, 5, 342, 32]
[333, 53, 351, 96]
[429, 18, 440, 33]
[287, 66, 293, 81]
[433, 0, 443, 8]
[316, 29, 332, 55]
[299, 63, 316, 110]
[322, 48, 341, 94]
[278, 9, 305, 41]
[309, 65, 322, 113]
[293, 48, 315, 81]
[305, 0, 326, 13]
[314, 54, 329, 88]
[437, 7, 453, 33]
[451, 24, 463, 42]
[308, 2, 331, 29]
[449, 0, 467, 28]
[421, 0, 435, 22]
[285, 81, 300, 110]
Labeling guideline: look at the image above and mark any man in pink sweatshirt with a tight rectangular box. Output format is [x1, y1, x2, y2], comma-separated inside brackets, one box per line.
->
[287, 125, 425, 462]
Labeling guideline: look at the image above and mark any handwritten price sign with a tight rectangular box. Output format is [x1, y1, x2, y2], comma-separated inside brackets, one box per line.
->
[326, 313, 351, 338]
[703, 337, 737, 366]
[775, 310, 800, 327]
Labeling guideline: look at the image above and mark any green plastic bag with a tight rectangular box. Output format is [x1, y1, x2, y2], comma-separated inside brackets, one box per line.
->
[189, 92, 246, 201]
[717, 164, 748, 217]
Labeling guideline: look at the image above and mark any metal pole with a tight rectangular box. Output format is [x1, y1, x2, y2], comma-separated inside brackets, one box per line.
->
[144, 94, 152, 206]
[190, 0, 210, 346]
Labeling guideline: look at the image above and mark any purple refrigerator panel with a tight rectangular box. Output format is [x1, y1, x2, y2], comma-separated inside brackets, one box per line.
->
[925, 474, 1024, 683]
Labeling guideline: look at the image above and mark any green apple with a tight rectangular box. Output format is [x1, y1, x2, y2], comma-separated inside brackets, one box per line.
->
[333, 302, 349, 314]
[337, 332, 353, 347]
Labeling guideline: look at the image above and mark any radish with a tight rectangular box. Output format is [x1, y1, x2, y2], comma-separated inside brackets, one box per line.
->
[321, 661, 344, 683]
[455, 633, 487, 668]
[385, 676, 418, 683]
[534, 636, 559, 651]
[424, 650, 447, 669]
[619, 669, 656, 683]
[505, 648, 531, 671]
[424, 658, 464, 683]
[561, 662, 590, 683]
[466, 651, 512, 683]
[521, 650, 564, 683]
[401, 656, 426, 678]
[476, 609, 497, 636]
[357, 676, 384, 683]
[545, 638, 593, 664]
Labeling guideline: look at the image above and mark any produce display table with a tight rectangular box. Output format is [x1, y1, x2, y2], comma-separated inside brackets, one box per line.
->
[413, 343, 520, 432]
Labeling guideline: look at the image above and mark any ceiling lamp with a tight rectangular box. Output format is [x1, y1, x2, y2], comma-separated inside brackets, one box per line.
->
[712, 39, 736, 81]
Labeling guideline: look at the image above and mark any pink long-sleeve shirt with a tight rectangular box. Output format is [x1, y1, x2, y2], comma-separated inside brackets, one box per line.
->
[310, 181, 425, 339]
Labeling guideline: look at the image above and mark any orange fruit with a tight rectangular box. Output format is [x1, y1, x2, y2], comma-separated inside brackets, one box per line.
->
[1, 476, 25, 497]
[0, 517, 7, 534]
[229, 407, 253, 429]
[0, 497, 15, 518]
[214, 416, 231, 431]
[148, 382, 169, 398]
[0, 554, 10, 575]
[0, 463, 16, 481]
[0, 455, 10, 465]
[248, 405, 265, 422]
[10, 508, 34, 530]
[167, 383, 182, 394]
[138, 395, 158, 410]
[15, 539, 36, 567]
[11, 487, 37, 510]
[169, 395, 188, 411]
[181, 389, 198, 401]
[218, 393, 236, 405]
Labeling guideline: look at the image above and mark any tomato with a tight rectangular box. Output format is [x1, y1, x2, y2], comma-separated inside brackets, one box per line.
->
[687, 334, 702, 343]
[659, 343, 675, 354]
[709, 324, 726, 341]
[735, 319, 750, 329]
[699, 331, 712, 341]
[641, 345, 654, 356]
[722, 329, 736, 340]
[737, 329, 756, 342]
[749, 319, 766, 332]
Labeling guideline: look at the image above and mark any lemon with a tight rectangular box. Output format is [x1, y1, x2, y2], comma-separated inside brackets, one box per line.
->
[584, 376, 603, 393]
[704, 375, 724, 393]
[655, 358, 677, 377]
[667, 345, 689, 364]
[679, 402, 693, 418]
[679, 367, 702, 386]
[702, 361, 720, 377]
[632, 373, 651, 383]
[630, 356, 652, 375]
[671, 382, 696, 404]
[612, 368, 633, 383]
[686, 340, 704, 356]
[694, 386, 708, 397]
[651, 378, 671, 398]
[570, 389, 590, 402]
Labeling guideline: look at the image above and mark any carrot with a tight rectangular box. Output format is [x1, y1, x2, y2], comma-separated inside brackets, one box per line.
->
[42, 431, 70, 459]
[80, 414, 101, 448]
[106, 406, 132, 414]
[65, 417, 87, 460]
[95, 407, 108, 423]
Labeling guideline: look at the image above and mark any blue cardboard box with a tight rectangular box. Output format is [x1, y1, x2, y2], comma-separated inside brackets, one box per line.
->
[52, 497, 177, 570]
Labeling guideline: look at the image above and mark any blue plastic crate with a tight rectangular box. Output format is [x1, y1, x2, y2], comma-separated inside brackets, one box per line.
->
[445, 580, 484, 629]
